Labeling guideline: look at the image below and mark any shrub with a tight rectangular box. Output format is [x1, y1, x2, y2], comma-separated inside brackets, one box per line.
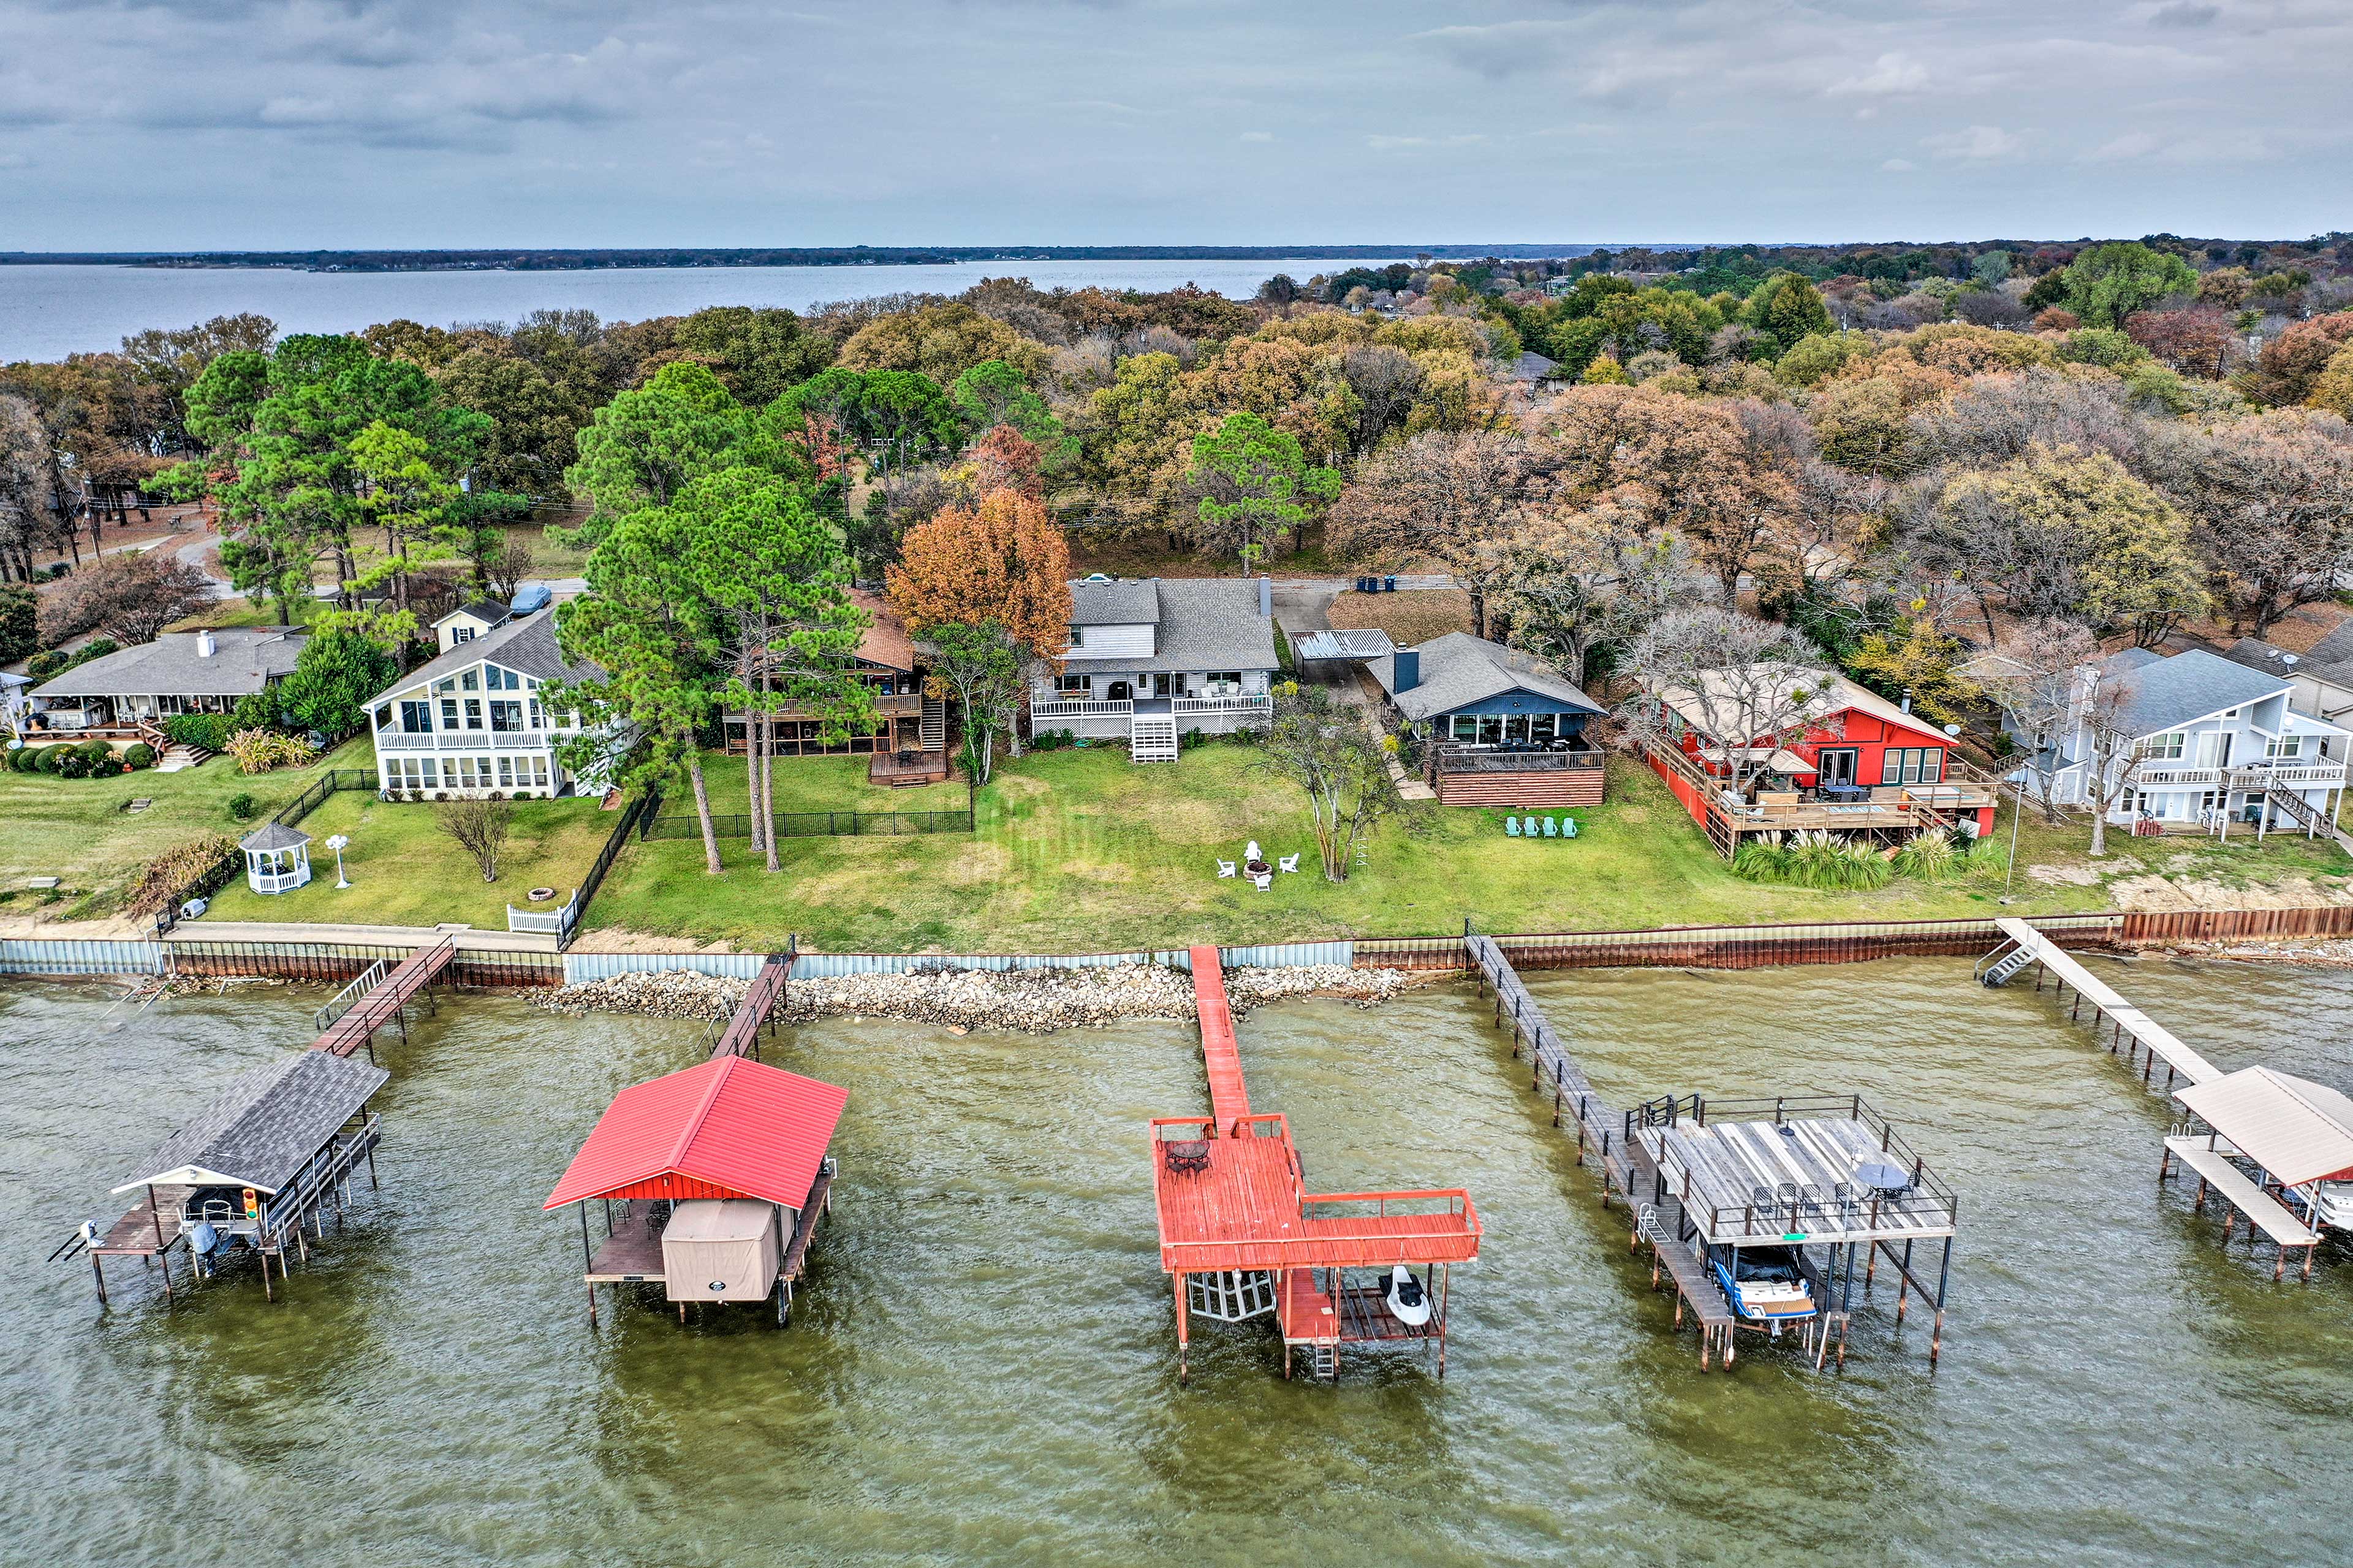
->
[123, 833, 241, 917]
[53, 750, 89, 779]
[225, 792, 259, 822]
[1786, 830, 1896, 891]
[230, 690, 279, 733]
[122, 743, 155, 769]
[25, 650, 68, 682]
[224, 727, 318, 774]
[6, 744, 32, 773]
[34, 744, 66, 773]
[1730, 835, 1796, 884]
[75, 638, 119, 665]
[163, 713, 235, 752]
[75, 738, 115, 764]
[1890, 828, 1961, 881]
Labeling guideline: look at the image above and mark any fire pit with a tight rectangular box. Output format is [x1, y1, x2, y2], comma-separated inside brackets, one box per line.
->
[1243, 859, 1271, 879]
[528, 887, 557, 903]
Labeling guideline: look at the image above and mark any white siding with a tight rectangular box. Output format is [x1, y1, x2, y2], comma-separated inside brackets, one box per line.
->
[1067, 623, 1154, 659]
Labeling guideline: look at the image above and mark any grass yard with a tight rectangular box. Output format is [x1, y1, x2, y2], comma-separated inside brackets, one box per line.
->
[1327, 587, 1476, 646]
[583, 742, 2353, 953]
[0, 737, 373, 922]
[203, 784, 615, 930]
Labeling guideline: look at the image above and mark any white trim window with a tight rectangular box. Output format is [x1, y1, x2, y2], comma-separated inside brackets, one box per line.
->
[1882, 747, 1945, 785]
[1053, 674, 1091, 695]
[452, 626, 475, 643]
[2265, 734, 2305, 760]
[2138, 732, 2186, 762]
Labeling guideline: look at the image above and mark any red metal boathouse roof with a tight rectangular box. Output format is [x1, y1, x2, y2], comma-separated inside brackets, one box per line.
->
[543, 1055, 847, 1212]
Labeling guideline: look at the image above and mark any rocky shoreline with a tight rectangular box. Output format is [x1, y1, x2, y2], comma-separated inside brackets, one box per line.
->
[528, 961, 1436, 1034]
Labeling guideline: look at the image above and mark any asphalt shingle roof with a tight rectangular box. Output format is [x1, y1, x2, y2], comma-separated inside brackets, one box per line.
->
[2101, 647, 2288, 737]
[1058, 578, 1278, 674]
[115, 1051, 388, 1196]
[1368, 633, 1605, 723]
[1068, 577, 1161, 627]
[238, 820, 312, 853]
[370, 612, 599, 705]
[31, 628, 309, 701]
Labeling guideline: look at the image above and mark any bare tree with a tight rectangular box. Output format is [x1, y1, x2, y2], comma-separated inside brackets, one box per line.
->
[1252, 681, 1401, 882]
[436, 797, 515, 882]
[1968, 618, 2102, 825]
[37, 547, 215, 646]
[1327, 429, 1555, 639]
[1623, 607, 1837, 798]
[1338, 344, 1423, 451]
[2080, 675, 2151, 858]
[1497, 499, 1692, 688]
[2140, 410, 2353, 636]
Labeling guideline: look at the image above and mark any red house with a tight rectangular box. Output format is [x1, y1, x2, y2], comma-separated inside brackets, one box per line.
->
[1645, 668, 1997, 852]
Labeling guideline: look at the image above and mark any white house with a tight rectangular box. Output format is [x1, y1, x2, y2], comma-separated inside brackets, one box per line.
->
[365, 604, 620, 799]
[2001, 646, 2348, 834]
[2221, 623, 2353, 729]
[1025, 575, 1281, 762]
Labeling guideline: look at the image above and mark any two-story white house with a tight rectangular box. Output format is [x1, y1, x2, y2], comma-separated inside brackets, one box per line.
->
[1999, 646, 2349, 835]
[365, 602, 621, 799]
[1026, 575, 1281, 761]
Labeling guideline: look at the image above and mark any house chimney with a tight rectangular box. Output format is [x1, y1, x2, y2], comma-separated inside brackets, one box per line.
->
[195, 630, 217, 659]
[1258, 574, 1271, 618]
[1900, 688, 1912, 713]
[1393, 646, 1420, 692]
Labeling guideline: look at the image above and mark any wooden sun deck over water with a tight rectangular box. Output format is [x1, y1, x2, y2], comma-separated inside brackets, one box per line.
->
[1643, 1113, 1959, 1246]
[90, 1184, 192, 1259]
[584, 1166, 836, 1286]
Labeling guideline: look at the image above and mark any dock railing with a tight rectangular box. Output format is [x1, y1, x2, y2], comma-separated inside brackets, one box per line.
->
[1627, 1093, 1960, 1241]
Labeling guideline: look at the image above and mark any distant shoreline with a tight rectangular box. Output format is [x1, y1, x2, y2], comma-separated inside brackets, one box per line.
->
[0, 244, 1606, 274]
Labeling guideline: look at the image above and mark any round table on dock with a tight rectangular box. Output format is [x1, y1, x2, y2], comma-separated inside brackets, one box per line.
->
[1855, 1161, 1910, 1194]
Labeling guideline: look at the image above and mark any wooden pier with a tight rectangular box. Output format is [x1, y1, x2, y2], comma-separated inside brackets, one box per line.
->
[1468, 932, 1960, 1368]
[1151, 945, 1480, 1382]
[708, 949, 792, 1061]
[309, 936, 457, 1062]
[1976, 918, 2220, 1090]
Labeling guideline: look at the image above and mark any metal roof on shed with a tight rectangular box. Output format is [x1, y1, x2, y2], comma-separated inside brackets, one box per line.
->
[2175, 1066, 2353, 1187]
[542, 1055, 848, 1211]
[1294, 629, 1394, 661]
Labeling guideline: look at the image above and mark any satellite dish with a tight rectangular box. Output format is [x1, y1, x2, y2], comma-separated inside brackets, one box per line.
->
[2283, 653, 2300, 665]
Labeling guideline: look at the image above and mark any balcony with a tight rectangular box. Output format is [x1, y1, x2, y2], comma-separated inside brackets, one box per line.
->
[1434, 744, 1604, 775]
[376, 729, 555, 752]
[1172, 693, 1271, 717]
[1031, 697, 1134, 718]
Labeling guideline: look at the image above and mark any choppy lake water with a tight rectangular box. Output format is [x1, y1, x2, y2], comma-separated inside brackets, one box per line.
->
[0, 257, 1395, 362]
[4, 956, 2349, 1566]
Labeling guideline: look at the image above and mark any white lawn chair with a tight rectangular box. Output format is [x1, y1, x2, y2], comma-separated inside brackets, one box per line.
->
[1277, 854, 1300, 873]
[1252, 872, 1273, 891]
[1216, 859, 1237, 879]
[1245, 839, 1262, 863]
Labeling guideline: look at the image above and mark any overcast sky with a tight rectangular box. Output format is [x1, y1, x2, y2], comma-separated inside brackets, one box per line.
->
[2, 1, 2346, 251]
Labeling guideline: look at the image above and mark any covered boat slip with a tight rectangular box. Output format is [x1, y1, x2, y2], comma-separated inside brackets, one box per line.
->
[79, 1050, 388, 1305]
[2159, 1066, 2353, 1278]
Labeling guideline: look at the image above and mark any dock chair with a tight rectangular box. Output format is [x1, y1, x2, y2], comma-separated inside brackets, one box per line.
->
[1832, 1182, 1860, 1221]
[1541, 816, 1558, 837]
[1561, 817, 1578, 839]
[1216, 858, 1237, 878]
[1505, 816, 1521, 836]
[1776, 1182, 1802, 1224]
[1252, 871, 1272, 891]
[1523, 816, 1544, 838]
[1277, 853, 1299, 873]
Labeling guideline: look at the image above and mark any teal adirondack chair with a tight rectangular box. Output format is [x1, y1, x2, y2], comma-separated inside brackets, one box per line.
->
[1562, 816, 1580, 839]
[1541, 817, 1558, 838]
[1504, 816, 1521, 837]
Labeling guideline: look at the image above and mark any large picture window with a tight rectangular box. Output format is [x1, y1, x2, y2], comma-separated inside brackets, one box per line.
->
[1054, 674, 1091, 695]
[2140, 732, 2185, 761]
[1882, 748, 1944, 785]
[399, 700, 432, 733]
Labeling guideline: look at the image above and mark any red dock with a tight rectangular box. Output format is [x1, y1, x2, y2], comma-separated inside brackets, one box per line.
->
[1151, 946, 1480, 1381]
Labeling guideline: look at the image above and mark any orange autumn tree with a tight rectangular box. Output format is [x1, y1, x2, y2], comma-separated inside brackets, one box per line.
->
[885, 487, 1074, 658]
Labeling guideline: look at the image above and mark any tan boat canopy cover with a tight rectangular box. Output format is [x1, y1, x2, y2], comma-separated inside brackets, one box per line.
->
[2175, 1066, 2353, 1187]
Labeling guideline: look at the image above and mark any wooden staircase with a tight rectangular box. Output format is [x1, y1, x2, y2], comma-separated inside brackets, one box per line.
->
[919, 695, 945, 751]
[1130, 710, 1178, 763]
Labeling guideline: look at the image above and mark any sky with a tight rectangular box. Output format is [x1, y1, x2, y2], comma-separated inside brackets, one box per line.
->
[1, 0, 2347, 251]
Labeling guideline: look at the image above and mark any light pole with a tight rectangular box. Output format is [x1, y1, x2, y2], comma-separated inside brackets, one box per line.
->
[325, 833, 352, 889]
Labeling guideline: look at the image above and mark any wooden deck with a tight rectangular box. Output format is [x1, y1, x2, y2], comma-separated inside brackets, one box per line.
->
[1188, 944, 1250, 1129]
[868, 747, 950, 786]
[91, 1184, 192, 1259]
[710, 952, 790, 1060]
[311, 936, 456, 1059]
[1642, 1114, 1958, 1245]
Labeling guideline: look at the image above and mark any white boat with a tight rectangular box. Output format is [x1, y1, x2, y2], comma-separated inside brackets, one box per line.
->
[1383, 1263, 1433, 1327]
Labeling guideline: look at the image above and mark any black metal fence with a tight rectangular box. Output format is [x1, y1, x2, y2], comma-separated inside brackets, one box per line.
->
[562, 790, 659, 948]
[643, 808, 974, 840]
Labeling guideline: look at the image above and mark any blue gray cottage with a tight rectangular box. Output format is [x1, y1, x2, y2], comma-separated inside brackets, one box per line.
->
[1369, 634, 1609, 807]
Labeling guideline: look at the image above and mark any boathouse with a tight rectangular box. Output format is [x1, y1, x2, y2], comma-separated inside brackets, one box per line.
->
[1150, 947, 1481, 1381]
[80, 1050, 388, 1304]
[544, 1055, 847, 1325]
[2165, 1066, 2353, 1278]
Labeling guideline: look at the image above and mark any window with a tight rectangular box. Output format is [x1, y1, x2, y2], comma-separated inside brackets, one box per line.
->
[497, 756, 514, 789]
[529, 699, 545, 730]
[1207, 670, 1243, 691]
[1069, 625, 1086, 649]
[1452, 715, 1479, 741]
[463, 699, 483, 730]
[1477, 714, 1504, 744]
[399, 700, 432, 734]
[460, 670, 480, 692]
[1530, 714, 1558, 743]
[490, 700, 523, 732]
[1055, 674, 1091, 695]
[373, 705, 392, 730]
[452, 626, 474, 644]
[485, 666, 520, 691]
[2140, 732, 2185, 761]
[441, 698, 460, 729]
[434, 678, 456, 695]
[1882, 748, 1945, 786]
[2267, 734, 2305, 760]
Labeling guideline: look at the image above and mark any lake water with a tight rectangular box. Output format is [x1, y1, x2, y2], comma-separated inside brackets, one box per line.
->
[6, 956, 2349, 1566]
[0, 257, 1399, 363]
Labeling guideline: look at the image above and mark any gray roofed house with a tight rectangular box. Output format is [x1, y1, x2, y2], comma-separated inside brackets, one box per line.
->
[2222, 626, 2353, 726]
[1068, 575, 1163, 627]
[365, 604, 621, 800]
[113, 1051, 389, 1196]
[1058, 577, 1279, 675]
[1029, 576, 1281, 759]
[28, 627, 310, 730]
[374, 610, 599, 706]
[2099, 646, 2287, 738]
[1369, 633, 1606, 725]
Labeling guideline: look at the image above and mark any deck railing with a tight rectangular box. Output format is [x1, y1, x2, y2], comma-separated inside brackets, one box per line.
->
[1031, 698, 1134, 718]
[1628, 1092, 1960, 1241]
[1434, 746, 1605, 775]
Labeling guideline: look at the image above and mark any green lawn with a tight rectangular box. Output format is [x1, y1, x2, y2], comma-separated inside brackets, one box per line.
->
[204, 784, 616, 930]
[582, 743, 2353, 952]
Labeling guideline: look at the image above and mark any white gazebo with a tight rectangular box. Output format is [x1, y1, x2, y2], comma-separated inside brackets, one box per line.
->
[239, 820, 313, 895]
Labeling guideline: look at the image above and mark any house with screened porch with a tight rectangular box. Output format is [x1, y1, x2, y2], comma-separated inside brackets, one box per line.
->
[365, 601, 627, 799]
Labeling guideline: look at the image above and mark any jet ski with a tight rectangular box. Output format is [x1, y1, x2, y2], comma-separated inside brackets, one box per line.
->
[1384, 1264, 1433, 1328]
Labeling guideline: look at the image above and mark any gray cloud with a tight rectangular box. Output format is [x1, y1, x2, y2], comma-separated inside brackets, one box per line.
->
[0, 1, 2341, 248]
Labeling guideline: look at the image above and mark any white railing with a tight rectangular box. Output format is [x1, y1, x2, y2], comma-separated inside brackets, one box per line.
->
[2134, 766, 2220, 786]
[507, 887, 578, 935]
[1031, 699, 1134, 718]
[1173, 694, 1271, 715]
[377, 730, 437, 750]
[2229, 763, 2348, 789]
[373, 729, 550, 752]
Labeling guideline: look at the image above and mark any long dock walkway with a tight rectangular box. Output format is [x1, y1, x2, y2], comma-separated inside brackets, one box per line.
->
[710, 952, 791, 1061]
[1979, 918, 2221, 1089]
[1465, 935, 1740, 1368]
[1188, 944, 1251, 1129]
[310, 936, 456, 1060]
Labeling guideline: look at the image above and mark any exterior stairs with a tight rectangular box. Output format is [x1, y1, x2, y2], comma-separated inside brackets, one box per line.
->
[920, 695, 945, 750]
[1977, 941, 2037, 988]
[1130, 710, 1178, 763]
[153, 743, 210, 773]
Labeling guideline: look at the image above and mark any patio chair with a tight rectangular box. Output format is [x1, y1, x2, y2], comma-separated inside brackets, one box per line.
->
[1541, 816, 1558, 837]
[1505, 816, 1521, 837]
[1252, 872, 1272, 892]
[1524, 816, 1544, 837]
[1277, 854, 1299, 873]
[1832, 1182, 1860, 1220]
[1216, 859, 1237, 879]
[1561, 817, 1579, 839]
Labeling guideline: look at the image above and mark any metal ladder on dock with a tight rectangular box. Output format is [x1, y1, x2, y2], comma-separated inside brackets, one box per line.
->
[1975, 938, 2037, 988]
[1304, 1343, 1337, 1381]
[920, 695, 945, 750]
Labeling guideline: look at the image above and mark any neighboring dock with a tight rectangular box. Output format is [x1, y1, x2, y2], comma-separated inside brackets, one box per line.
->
[309, 936, 457, 1061]
[1977, 918, 2220, 1089]
[1468, 933, 1959, 1368]
[1150, 945, 1480, 1382]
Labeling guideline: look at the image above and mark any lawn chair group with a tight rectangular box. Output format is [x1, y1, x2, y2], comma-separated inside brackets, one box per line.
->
[1502, 814, 1579, 839]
